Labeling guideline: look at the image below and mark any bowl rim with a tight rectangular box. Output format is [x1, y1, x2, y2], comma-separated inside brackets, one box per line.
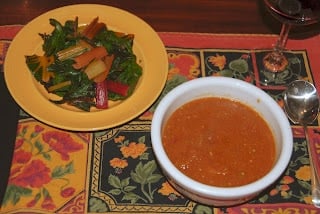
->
[151, 76, 293, 199]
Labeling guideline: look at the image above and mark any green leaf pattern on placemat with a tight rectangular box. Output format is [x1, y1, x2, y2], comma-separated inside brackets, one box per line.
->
[87, 47, 319, 213]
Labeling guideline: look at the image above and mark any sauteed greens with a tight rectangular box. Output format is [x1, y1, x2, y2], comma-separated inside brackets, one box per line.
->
[25, 17, 142, 111]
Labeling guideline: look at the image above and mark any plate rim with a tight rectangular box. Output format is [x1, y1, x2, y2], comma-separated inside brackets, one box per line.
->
[4, 4, 168, 131]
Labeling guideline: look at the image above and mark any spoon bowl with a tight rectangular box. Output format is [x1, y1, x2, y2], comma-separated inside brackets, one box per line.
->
[284, 80, 319, 125]
[284, 80, 320, 207]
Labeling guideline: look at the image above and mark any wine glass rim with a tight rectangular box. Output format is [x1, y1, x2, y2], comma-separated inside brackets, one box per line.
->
[264, 0, 319, 24]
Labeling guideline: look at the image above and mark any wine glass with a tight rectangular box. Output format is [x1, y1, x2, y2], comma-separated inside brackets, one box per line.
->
[262, 0, 320, 79]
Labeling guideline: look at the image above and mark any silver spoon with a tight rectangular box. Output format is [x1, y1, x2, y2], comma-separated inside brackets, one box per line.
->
[284, 80, 320, 207]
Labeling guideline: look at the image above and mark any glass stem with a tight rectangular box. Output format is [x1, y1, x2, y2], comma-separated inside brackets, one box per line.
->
[274, 23, 291, 53]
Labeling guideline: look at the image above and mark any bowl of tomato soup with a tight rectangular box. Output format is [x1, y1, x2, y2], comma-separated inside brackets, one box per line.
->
[151, 77, 293, 206]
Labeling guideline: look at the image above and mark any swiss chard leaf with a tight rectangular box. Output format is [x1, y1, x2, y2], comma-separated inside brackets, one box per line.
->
[40, 18, 79, 56]
[95, 29, 142, 100]
[50, 72, 96, 111]
[94, 30, 134, 55]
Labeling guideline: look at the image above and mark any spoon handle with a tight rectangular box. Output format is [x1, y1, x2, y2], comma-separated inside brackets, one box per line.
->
[303, 125, 320, 208]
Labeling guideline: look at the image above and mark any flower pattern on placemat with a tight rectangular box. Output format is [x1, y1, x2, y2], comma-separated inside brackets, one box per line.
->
[1, 119, 90, 213]
[1, 28, 320, 213]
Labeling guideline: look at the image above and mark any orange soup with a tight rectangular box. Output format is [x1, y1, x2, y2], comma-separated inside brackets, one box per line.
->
[162, 97, 276, 187]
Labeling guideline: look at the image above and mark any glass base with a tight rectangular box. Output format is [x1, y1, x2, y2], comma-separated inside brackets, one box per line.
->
[263, 51, 289, 73]
[257, 50, 303, 86]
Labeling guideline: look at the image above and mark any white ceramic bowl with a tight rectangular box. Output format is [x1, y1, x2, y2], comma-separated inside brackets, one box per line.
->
[151, 76, 293, 206]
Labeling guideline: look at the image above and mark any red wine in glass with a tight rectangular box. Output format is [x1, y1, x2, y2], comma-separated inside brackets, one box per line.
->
[262, 0, 320, 74]
[266, 0, 320, 25]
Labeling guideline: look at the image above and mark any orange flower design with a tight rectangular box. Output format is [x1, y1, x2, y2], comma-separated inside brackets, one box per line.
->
[9, 159, 51, 188]
[295, 165, 311, 181]
[2, 121, 88, 212]
[114, 135, 125, 143]
[158, 181, 181, 196]
[15, 138, 24, 150]
[60, 187, 76, 198]
[12, 149, 32, 164]
[42, 131, 84, 161]
[282, 175, 294, 184]
[208, 54, 226, 70]
[279, 184, 290, 191]
[269, 175, 294, 197]
[168, 53, 200, 80]
[120, 142, 147, 159]
[110, 158, 128, 169]
[269, 188, 278, 196]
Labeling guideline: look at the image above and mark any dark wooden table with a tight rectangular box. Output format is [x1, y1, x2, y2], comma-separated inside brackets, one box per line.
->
[0, 0, 282, 34]
[2, 0, 319, 37]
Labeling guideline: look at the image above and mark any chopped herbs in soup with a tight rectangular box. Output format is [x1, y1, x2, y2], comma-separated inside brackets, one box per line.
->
[162, 97, 276, 187]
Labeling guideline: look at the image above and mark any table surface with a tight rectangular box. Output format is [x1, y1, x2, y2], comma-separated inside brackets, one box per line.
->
[1, 0, 319, 36]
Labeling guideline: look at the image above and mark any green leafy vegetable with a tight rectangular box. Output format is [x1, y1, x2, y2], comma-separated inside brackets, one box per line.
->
[25, 17, 142, 111]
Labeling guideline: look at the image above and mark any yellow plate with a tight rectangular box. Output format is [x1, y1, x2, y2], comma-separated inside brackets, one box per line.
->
[4, 4, 168, 131]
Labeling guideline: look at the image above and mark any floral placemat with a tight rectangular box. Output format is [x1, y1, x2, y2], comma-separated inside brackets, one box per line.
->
[1, 26, 320, 213]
